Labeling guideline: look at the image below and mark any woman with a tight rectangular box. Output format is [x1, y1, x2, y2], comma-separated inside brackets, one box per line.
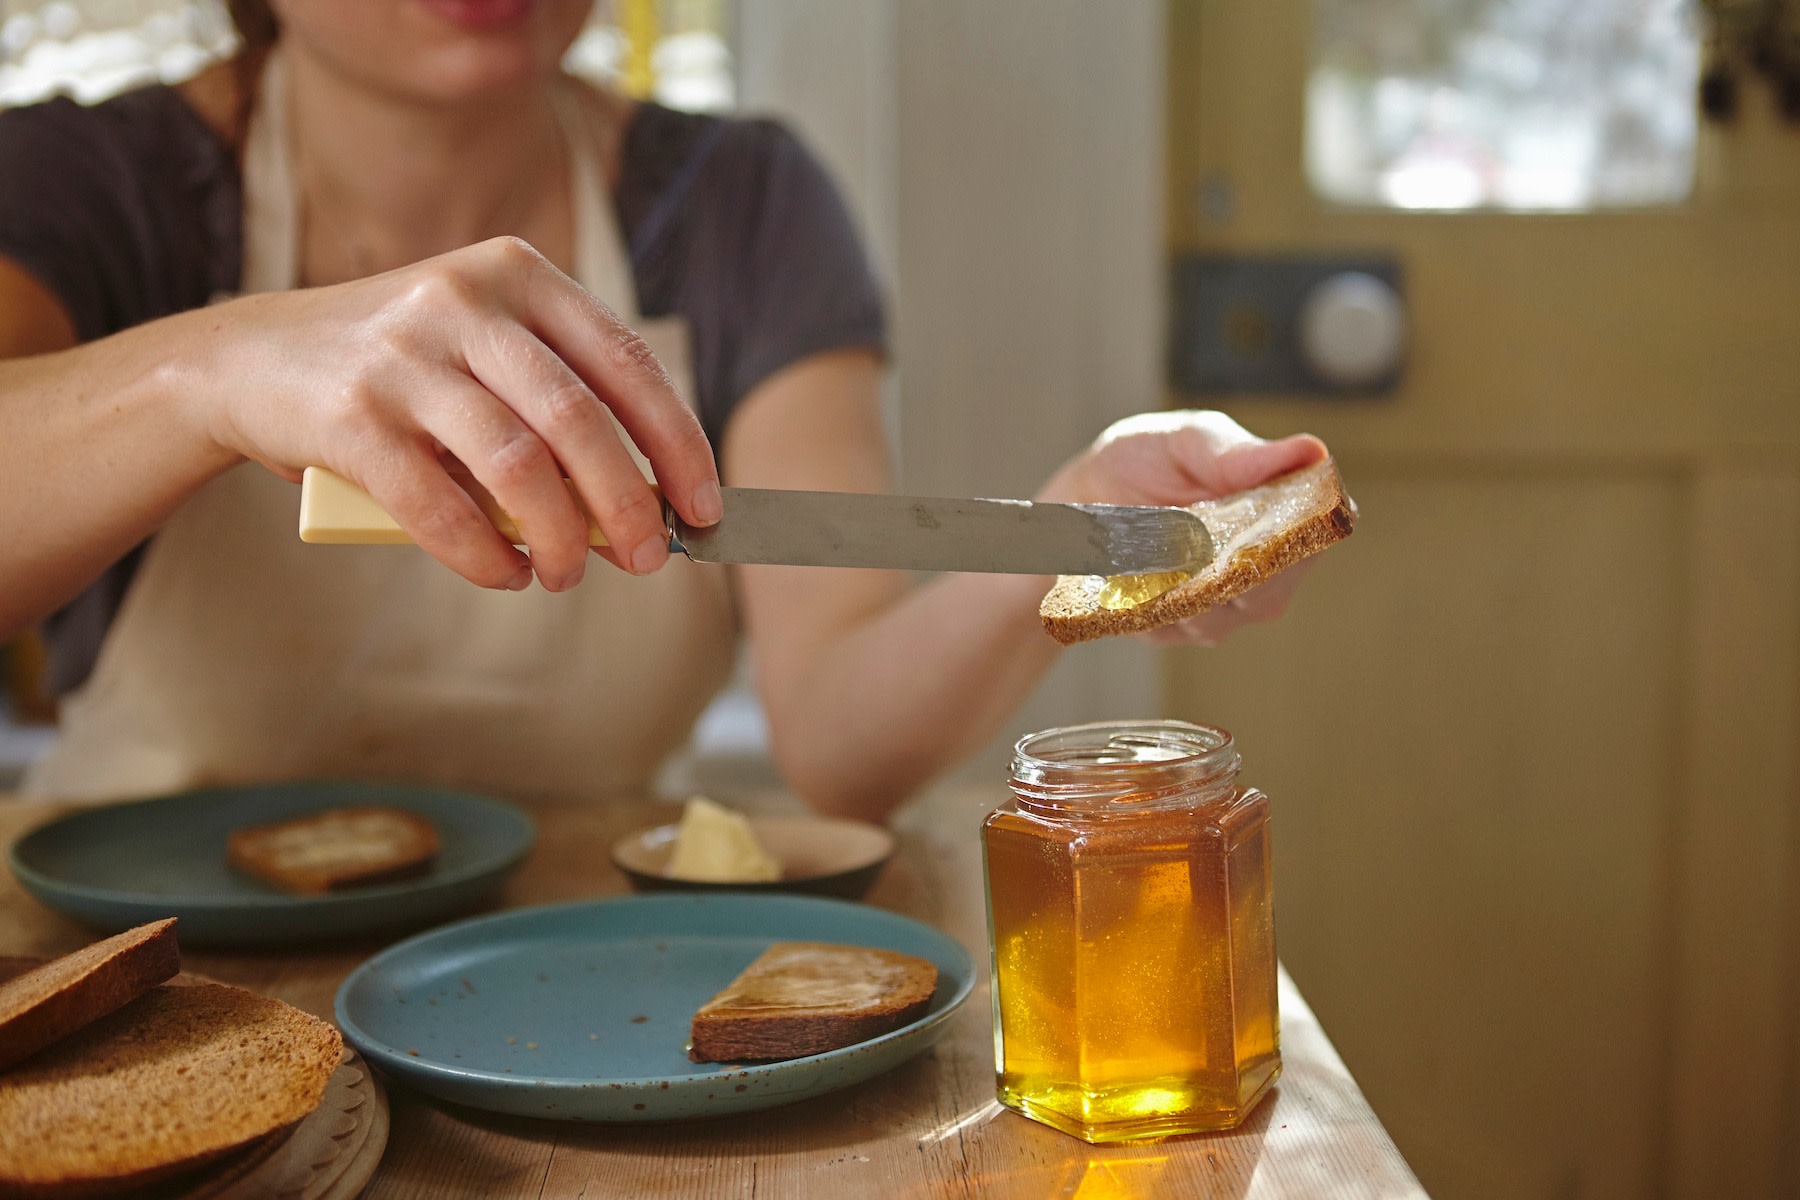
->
[0, 0, 1325, 818]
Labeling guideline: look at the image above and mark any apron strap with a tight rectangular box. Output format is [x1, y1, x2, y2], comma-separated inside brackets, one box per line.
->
[240, 49, 298, 296]
[551, 86, 642, 323]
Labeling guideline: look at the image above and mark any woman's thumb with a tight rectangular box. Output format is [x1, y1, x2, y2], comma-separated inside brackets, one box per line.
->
[1209, 433, 1328, 494]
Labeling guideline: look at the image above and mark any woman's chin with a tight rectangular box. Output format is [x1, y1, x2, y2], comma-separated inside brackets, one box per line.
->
[382, 0, 582, 102]
[402, 47, 555, 101]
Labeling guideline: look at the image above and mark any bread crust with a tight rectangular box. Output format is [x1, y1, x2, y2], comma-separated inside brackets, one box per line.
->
[688, 943, 938, 1064]
[1040, 457, 1357, 645]
[0, 982, 341, 1198]
[0, 919, 180, 1074]
[227, 806, 440, 894]
[690, 1001, 934, 1063]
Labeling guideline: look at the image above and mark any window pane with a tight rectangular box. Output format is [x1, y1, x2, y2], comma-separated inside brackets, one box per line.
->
[0, 0, 735, 115]
[0, 0, 237, 107]
[1307, 0, 1701, 211]
[566, 0, 735, 113]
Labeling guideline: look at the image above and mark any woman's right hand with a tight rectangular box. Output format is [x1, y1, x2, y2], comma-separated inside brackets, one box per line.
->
[190, 235, 721, 592]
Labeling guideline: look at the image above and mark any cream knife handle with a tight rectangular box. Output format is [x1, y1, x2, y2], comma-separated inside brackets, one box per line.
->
[298, 466, 622, 547]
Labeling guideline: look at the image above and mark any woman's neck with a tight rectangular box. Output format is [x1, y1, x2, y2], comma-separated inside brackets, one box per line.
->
[283, 47, 575, 284]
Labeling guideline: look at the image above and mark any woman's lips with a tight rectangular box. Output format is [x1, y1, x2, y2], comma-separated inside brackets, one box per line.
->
[416, 0, 536, 33]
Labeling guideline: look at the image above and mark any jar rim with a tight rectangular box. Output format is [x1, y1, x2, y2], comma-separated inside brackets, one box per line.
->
[1012, 719, 1233, 768]
[1009, 719, 1240, 813]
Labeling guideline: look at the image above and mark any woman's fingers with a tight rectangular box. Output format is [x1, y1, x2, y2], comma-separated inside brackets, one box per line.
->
[1203, 431, 1328, 495]
[415, 376, 596, 591]
[1139, 561, 1315, 646]
[341, 432, 531, 590]
[1064, 410, 1329, 507]
[1156, 412, 1325, 497]
[486, 238, 722, 532]
[212, 239, 717, 589]
[462, 319, 671, 578]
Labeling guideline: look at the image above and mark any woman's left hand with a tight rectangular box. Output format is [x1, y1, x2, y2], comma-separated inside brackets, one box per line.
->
[1037, 410, 1330, 647]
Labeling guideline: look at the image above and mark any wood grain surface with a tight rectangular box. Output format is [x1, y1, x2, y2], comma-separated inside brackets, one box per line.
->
[0, 787, 1423, 1199]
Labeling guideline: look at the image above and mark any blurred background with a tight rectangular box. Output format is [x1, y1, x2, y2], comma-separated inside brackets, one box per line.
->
[5, 1, 1800, 1196]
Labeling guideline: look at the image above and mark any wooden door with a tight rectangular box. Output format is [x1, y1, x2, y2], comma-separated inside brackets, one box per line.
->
[1164, 3, 1800, 1197]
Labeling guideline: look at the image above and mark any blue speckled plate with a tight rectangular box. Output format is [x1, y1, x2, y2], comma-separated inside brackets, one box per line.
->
[9, 782, 534, 947]
[334, 893, 975, 1122]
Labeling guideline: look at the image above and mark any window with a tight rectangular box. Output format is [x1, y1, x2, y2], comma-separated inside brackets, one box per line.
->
[1, 0, 735, 113]
[1307, 0, 1701, 211]
[1, 0, 236, 107]
[566, 0, 735, 113]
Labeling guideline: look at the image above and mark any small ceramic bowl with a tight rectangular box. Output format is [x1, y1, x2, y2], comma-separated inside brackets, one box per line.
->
[610, 815, 896, 901]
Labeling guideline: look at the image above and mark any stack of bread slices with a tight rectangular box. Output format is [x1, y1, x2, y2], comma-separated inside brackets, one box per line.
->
[0, 919, 343, 1198]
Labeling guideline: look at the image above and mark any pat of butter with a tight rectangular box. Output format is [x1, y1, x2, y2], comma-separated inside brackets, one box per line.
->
[666, 796, 782, 883]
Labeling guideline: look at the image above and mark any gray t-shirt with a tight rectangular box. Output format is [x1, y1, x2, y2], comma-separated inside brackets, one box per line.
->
[0, 86, 887, 693]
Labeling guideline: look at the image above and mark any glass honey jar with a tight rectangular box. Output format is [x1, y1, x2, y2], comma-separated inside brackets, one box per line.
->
[983, 719, 1279, 1143]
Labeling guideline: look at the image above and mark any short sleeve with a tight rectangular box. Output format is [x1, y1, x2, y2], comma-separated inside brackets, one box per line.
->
[723, 121, 887, 411]
[0, 87, 240, 343]
[0, 86, 240, 695]
[624, 111, 887, 445]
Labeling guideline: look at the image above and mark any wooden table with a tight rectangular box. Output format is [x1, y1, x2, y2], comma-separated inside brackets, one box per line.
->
[0, 787, 1424, 1199]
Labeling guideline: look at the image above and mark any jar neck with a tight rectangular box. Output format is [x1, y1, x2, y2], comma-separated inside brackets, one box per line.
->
[1008, 720, 1242, 818]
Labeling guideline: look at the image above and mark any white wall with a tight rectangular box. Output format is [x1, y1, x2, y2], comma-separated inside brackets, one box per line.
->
[735, 0, 899, 284]
[735, 0, 1166, 777]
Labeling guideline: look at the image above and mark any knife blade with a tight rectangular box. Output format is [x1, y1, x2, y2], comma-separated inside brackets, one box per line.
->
[672, 487, 1212, 576]
[298, 468, 1212, 577]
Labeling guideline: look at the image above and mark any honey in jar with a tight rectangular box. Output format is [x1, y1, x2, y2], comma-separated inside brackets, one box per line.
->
[983, 720, 1278, 1142]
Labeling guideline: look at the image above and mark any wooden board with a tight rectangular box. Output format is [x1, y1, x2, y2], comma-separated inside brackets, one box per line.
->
[189, 1050, 388, 1200]
[0, 956, 388, 1200]
[0, 788, 1421, 1199]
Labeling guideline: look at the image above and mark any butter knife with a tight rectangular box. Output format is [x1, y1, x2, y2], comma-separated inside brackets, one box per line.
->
[298, 467, 1212, 577]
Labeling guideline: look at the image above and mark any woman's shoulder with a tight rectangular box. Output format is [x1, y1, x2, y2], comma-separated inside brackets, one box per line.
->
[524, 79, 830, 241]
[616, 100, 847, 252]
[0, 70, 242, 342]
[0, 67, 233, 160]
[628, 101, 819, 185]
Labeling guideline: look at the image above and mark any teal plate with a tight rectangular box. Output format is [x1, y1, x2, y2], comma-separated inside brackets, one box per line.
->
[334, 893, 975, 1122]
[9, 782, 534, 947]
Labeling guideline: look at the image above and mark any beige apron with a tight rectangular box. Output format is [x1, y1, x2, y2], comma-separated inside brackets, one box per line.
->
[26, 55, 738, 803]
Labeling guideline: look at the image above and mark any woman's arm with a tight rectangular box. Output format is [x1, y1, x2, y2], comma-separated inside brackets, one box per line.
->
[0, 237, 722, 642]
[0, 257, 239, 638]
[723, 350, 1059, 816]
[726, 351, 1325, 821]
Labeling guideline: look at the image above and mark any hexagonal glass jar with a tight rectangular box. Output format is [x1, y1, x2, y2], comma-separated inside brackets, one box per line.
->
[982, 720, 1279, 1143]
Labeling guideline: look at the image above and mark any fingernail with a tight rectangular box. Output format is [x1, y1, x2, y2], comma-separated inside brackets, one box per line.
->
[506, 565, 533, 591]
[631, 537, 667, 574]
[559, 560, 586, 591]
[691, 480, 723, 525]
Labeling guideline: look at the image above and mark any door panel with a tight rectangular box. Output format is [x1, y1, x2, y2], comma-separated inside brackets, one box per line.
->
[1172, 471, 1680, 1199]
[1166, 3, 1800, 1197]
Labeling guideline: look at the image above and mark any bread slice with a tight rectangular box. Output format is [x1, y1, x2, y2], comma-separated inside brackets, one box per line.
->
[689, 942, 938, 1063]
[0, 919, 180, 1073]
[0, 981, 342, 1198]
[1041, 456, 1357, 645]
[227, 806, 440, 894]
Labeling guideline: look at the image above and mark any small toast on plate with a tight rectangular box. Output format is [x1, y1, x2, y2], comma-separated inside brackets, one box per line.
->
[1040, 456, 1357, 644]
[0, 919, 180, 1073]
[0, 979, 341, 1198]
[227, 806, 440, 895]
[689, 941, 938, 1063]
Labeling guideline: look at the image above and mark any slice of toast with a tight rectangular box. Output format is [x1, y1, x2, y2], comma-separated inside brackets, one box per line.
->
[1040, 456, 1357, 645]
[689, 942, 938, 1063]
[0, 919, 180, 1073]
[0, 981, 342, 1198]
[227, 806, 440, 895]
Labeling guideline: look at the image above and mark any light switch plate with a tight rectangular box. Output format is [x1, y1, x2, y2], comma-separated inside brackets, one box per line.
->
[1169, 254, 1406, 396]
